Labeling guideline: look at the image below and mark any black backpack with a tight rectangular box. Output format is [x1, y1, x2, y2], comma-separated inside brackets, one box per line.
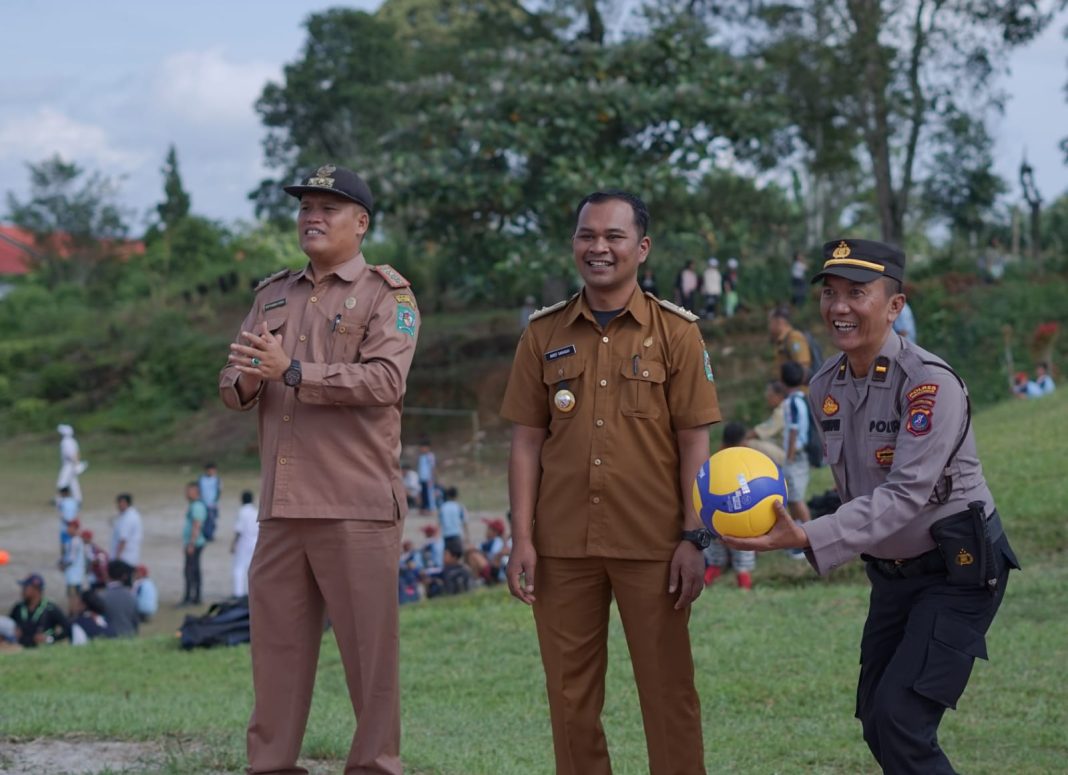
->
[178, 596, 250, 649]
[803, 329, 824, 384]
[788, 392, 825, 468]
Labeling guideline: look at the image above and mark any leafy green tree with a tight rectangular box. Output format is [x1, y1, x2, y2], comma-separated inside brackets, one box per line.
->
[5, 155, 130, 287]
[156, 144, 191, 230]
[747, 0, 1060, 245]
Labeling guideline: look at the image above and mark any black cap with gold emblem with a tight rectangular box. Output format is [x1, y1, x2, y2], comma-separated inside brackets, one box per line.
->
[283, 164, 374, 214]
[810, 238, 905, 284]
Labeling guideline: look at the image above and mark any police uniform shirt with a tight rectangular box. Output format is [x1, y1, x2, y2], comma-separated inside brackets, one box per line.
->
[803, 333, 994, 574]
[219, 253, 418, 521]
[500, 287, 721, 560]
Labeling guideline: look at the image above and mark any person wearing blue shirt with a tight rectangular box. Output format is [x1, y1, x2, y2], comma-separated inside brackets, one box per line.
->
[437, 487, 469, 558]
[197, 463, 221, 541]
[781, 362, 812, 556]
[892, 300, 917, 342]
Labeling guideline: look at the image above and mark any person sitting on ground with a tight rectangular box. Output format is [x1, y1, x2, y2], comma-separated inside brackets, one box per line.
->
[134, 564, 158, 621]
[420, 524, 444, 572]
[69, 589, 116, 645]
[398, 541, 423, 604]
[82, 530, 109, 589]
[1015, 362, 1056, 399]
[92, 560, 139, 637]
[465, 518, 509, 585]
[440, 546, 473, 596]
[10, 574, 69, 648]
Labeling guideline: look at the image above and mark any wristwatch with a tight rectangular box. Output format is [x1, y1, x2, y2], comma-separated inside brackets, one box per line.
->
[282, 359, 302, 388]
[681, 528, 713, 550]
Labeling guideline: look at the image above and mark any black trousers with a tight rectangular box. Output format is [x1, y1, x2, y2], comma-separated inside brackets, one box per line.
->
[183, 545, 203, 604]
[856, 535, 1018, 774]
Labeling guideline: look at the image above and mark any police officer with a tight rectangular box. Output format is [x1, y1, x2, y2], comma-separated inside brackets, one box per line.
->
[724, 238, 1018, 774]
[220, 164, 418, 775]
[501, 190, 721, 774]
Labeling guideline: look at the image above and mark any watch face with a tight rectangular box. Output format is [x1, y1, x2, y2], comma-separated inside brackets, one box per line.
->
[283, 365, 301, 387]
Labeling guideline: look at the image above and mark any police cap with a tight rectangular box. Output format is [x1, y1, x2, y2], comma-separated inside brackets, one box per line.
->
[811, 238, 905, 284]
[284, 164, 374, 215]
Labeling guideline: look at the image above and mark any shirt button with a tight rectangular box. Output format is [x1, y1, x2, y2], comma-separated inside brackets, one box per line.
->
[642, 370, 650, 377]
[595, 419, 604, 427]
[602, 336, 609, 343]
[279, 457, 287, 465]
[592, 496, 601, 504]
[594, 458, 602, 466]
[310, 296, 318, 303]
[599, 379, 607, 387]
[299, 335, 307, 342]
[282, 415, 290, 422]
[338, 326, 346, 333]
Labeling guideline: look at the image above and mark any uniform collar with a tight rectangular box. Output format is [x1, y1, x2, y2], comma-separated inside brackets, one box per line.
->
[295, 252, 367, 284]
[563, 284, 649, 328]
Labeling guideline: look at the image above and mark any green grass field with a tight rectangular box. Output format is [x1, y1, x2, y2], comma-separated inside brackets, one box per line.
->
[1, 392, 1067, 773]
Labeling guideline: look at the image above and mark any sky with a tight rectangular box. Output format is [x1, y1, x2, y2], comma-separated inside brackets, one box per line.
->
[1, 1, 1066, 230]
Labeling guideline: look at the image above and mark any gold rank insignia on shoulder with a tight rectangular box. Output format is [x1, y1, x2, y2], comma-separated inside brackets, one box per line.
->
[657, 298, 699, 322]
[254, 268, 291, 292]
[956, 548, 974, 566]
[529, 298, 569, 321]
[307, 164, 336, 187]
[832, 241, 851, 259]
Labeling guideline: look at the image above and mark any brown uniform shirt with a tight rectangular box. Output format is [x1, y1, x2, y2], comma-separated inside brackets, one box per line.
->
[774, 326, 812, 377]
[500, 287, 721, 560]
[803, 333, 994, 574]
[219, 253, 418, 521]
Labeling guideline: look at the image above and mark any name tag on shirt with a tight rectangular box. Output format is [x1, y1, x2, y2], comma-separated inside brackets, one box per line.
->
[544, 345, 577, 362]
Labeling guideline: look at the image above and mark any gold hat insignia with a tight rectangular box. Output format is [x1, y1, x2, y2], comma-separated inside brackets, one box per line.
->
[307, 164, 337, 188]
[831, 241, 851, 259]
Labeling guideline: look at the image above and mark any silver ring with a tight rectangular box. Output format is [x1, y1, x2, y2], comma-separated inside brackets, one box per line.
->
[251, 357, 261, 367]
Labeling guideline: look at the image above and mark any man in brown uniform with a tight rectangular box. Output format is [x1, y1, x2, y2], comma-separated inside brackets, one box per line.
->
[726, 239, 1018, 774]
[768, 305, 812, 381]
[219, 165, 418, 775]
[501, 190, 721, 775]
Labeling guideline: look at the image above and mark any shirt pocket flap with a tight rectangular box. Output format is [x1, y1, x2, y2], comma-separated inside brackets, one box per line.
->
[261, 312, 287, 333]
[542, 358, 585, 385]
[619, 360, 666, 383]
[932, 616, 988, 659]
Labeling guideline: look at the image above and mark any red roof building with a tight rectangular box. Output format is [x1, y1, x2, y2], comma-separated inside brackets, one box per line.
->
[0, 224, 144, 276]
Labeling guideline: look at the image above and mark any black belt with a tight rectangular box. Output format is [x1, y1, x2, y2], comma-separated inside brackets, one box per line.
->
[862, 548, 945, 579]
[862, 509, 1003, 580]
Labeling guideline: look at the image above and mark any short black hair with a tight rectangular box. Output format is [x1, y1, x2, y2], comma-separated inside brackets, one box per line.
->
[241, 490, 254, 505]
[768, 380, 787, 397]
[58, 486, 71, 496]
[107, 559, 133, 586]
[445, 486, 459, 500]
[882, 276, 903, 296]
[722, 421, 748, 447]
[781, 361, 805, 388]
[575, 190, 650, 237]
[204, 462, 217, 470]
[117, 493, 132, 505]
[769, 305, 792, 322]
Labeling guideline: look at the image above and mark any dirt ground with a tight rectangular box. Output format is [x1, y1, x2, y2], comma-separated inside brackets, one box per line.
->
[0, 453, 498, 773]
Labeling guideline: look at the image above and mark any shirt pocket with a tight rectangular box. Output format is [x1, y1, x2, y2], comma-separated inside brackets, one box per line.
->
[329, 317, 367, 363]
[619, 360, 666, 419]
[823, 435, 844, 466]
[542, 358, 585, 421]
[259, 311, 288, 337]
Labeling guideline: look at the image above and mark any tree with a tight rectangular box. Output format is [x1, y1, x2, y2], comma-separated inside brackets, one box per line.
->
[5, 155, 130, 287]
[156, 144, 191, 230]
[749, 0, 1060, 245]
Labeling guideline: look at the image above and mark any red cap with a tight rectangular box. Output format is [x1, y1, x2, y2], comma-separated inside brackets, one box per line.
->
[483, 518, 507, 535]
[81, 529, 93, 541]
[421, 524, 438, 536]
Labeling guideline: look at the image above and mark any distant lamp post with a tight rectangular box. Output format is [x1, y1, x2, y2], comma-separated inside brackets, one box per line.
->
[1019, 158, 1042, 261]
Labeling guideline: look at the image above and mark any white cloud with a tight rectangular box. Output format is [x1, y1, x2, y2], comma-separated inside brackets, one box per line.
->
[0, 107, 146, 170]
[154, 48, 277, 127]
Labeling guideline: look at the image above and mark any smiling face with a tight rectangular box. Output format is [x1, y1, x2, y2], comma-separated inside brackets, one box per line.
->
[819, 276, 904, 374]
[296, 191, 369, 268]
[572, 198, 650, 310]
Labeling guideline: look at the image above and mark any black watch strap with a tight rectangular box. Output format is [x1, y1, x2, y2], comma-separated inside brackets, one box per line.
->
[682, 528, 713, 549]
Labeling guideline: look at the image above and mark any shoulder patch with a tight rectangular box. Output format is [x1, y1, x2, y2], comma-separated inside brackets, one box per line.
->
[254, 268, 291, 293]
[528, 299, 569, 322]
[369, 264, 411, 288]
[656, 298, 699, 322]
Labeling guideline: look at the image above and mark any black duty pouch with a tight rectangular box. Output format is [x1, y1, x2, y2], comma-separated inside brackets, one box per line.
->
[929, 501, 996, 591]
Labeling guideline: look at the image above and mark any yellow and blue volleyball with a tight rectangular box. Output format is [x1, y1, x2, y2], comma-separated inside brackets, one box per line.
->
[691, 447, 788, 538]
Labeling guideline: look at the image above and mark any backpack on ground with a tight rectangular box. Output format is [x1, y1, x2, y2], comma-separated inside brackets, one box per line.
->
[178, 596, 250, 649]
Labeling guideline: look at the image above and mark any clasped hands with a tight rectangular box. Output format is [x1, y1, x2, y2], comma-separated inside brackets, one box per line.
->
[228, 323, 288, 382]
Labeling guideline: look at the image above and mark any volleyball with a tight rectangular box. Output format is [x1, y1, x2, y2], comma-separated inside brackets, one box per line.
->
[692, 447, 788, 538]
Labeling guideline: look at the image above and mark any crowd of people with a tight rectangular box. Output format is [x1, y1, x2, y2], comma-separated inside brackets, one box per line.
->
[1, 431, 262, 651]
